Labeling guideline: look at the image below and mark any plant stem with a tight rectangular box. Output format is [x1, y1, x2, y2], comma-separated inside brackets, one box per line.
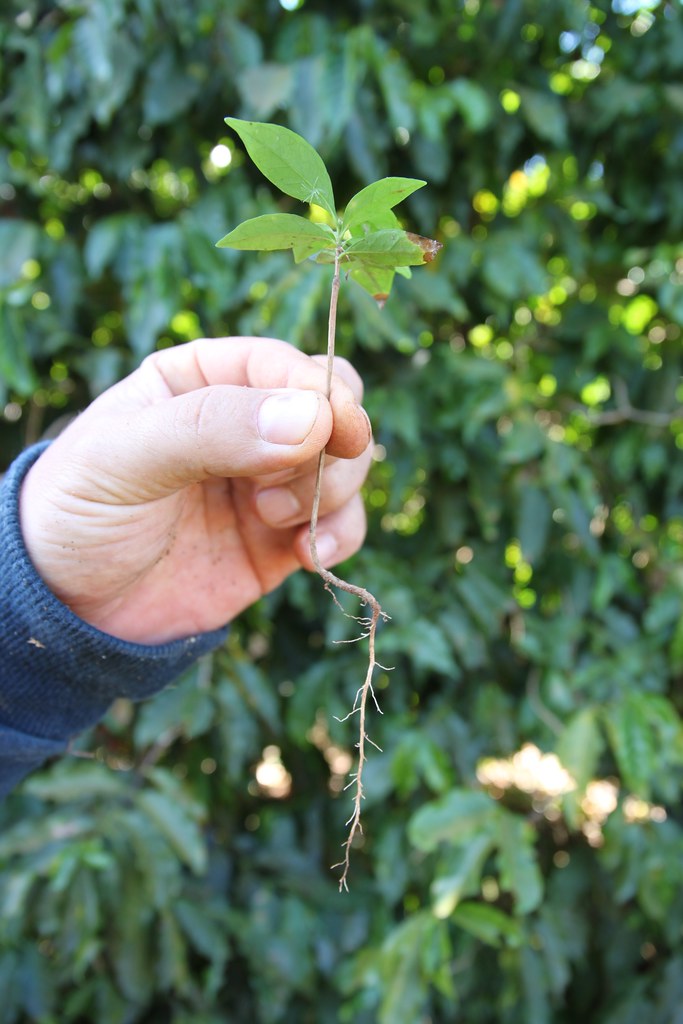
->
[308, 247, 341, 553]
[309, 246, 389, 893]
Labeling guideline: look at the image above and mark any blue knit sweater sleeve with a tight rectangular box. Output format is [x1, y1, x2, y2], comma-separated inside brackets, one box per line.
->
[0, 444, 229, 796]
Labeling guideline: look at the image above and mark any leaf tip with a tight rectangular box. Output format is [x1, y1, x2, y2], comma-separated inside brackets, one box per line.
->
[406, 232, 444, 263]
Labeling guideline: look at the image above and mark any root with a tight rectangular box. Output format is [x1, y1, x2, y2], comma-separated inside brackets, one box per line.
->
[309, 248, 389, 892]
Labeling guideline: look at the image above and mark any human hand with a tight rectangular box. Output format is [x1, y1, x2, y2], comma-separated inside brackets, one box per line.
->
[19, 337, 372, 644]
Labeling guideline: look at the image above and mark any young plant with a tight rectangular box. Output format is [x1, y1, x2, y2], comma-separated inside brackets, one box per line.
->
[216, 118, 441, 890]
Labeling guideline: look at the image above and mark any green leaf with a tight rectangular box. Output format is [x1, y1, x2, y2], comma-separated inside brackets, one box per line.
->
[343, 229, 429, 268]
[246, 260, 329, 344]
[0, 305, 39, 396]
[225, 117, 336, 218]
[378, 951, 427, 1024]
[431, 834, 495, 918]
[135, 789, 207, 875]
[375, 49, 416, 134]
[349, 263, 396, 305]
[670, 614, 683, 675]
[348, 207, 403, 241]
[556, 707, 603, 793]
[293, 241, 324, 264]
[390, 732, 453, 798]
[17, 941, 57, 1018]
[388, 617, 458, 676]
[516, 483, 551, 564]
[495, 812, 544, 915]
[658, 278, 683, 324]
[556, 706, 604, 829]
[378, 911, 437, 1024]
[83, 213, 132, 279]
[0, 951, 19, 1017]
[214, 676, 262, 781]
[63, 873, 102, 978]
[603, 693, 657, 798]
[156, 907, 189, 994]
[110, 872, 155, 1005]
[519, 945, 553, 1024]
[233, 658, 283, 731]
[116, 807, 183, 910]
[134, 665, 215, 747]
[143, 49, 202, 126]
[236, 63, 294, 121]
[500, 420, 546, 465]
[451, 902, 524, 948]
[175, 899, 229, 965]
[216, 213, 333, 255]
[408, 789, 496, 852]
[22, 761, 127, 802]
[450, 78, 494, 132]
[0, 219, 39, 288]
[342, 177, 426, 233]
[481, 231, 547, 300]
[518, 87, 568, 147]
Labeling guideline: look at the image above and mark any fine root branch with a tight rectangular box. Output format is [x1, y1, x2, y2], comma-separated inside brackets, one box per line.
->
[311, 542, 389, 892]
[310, 247, 389, 892]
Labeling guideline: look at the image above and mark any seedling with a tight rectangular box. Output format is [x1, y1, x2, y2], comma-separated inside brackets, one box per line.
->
[217, 118, 441, 890]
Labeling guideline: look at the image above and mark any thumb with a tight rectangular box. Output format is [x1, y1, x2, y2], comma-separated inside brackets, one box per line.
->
[69, 386, 334, 501]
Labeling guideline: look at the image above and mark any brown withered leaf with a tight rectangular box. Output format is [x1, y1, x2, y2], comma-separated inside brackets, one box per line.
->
[406, 232, 443, 263]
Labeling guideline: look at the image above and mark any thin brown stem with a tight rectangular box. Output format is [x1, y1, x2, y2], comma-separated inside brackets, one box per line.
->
[309, 246, 389, 892]
[309, 248, 341, 563]
[570, 377, 683, 427]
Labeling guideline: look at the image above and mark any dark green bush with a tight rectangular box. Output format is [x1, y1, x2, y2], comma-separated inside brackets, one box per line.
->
[2, 1, 683, 1020]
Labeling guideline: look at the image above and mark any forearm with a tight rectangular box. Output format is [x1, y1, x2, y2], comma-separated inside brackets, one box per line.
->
[0, 444, 228, 797]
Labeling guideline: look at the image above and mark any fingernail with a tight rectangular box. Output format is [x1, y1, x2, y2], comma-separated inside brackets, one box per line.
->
[255, 486, 301, 526]
[315, 533, 338, 566]
[360, 405, 373, 443]
[258, 391, 320, 446]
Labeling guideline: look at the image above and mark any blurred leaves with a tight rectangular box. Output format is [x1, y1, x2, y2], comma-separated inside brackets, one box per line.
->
[2, 0, 683, 1021]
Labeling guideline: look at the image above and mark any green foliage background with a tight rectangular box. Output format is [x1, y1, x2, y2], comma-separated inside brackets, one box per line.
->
[2, 0, 683, 1020]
